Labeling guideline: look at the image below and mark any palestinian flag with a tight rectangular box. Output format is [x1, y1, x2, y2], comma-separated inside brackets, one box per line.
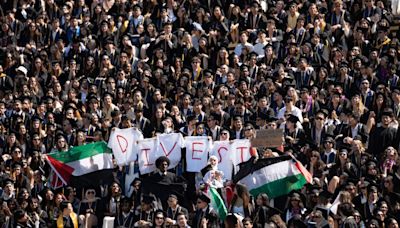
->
[46, 142, 114, 187]
[233, 156, 312, 198]
[209, 187, 227, 221]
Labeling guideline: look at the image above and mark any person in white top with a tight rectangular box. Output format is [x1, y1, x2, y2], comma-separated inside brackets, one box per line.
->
[234, 31, 254, 57]
[277, 96, 303, 127]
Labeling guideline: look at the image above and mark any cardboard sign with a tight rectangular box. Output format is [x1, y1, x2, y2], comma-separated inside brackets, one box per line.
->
[252, 129, 284, 147]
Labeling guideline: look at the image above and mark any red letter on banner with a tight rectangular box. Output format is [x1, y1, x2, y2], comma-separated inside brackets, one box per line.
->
[192, 142, 203, 160]
[236, 146, 248, 163]
[141, 148, 153, 166]
[160, 141, 177, 157]
[217, 146, 228, 163]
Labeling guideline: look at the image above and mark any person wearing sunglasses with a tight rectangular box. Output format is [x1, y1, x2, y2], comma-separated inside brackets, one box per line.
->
[78, 188, 100, 228]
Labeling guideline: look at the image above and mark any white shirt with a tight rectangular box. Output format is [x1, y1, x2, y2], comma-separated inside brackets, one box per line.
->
[253, 41, 267, 58]
[234, 43, 254, 56]
[277, 106, 304, 123]
[351, 124, 360, 138]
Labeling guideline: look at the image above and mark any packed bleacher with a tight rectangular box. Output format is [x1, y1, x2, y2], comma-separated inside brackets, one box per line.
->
[1, 0, 400, 227]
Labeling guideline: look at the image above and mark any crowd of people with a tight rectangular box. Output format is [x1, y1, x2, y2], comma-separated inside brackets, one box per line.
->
[1, 0, 400, 227]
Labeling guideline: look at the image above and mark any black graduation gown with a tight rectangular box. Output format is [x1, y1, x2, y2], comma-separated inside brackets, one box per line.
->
[368, 126, 398, 158]
[114, 211, 135, 228]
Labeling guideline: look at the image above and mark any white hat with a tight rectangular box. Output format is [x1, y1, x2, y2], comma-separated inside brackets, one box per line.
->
[16, 66, 27, 76]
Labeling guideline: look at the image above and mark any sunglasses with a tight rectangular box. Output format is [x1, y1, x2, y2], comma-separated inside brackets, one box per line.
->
[87, 191, 95, 194]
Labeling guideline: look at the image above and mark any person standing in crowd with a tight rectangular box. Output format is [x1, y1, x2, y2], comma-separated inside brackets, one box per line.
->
[0, 0, 400, 227]
[192, 193, 219, 228]
[165, 194, 189, 226]
[114, 197, 135, 228]
[57, 201, 78, 228]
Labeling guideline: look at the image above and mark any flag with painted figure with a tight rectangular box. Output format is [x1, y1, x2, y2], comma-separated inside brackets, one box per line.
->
[46, 142, 114, 187]
[233, 156, 312, 198]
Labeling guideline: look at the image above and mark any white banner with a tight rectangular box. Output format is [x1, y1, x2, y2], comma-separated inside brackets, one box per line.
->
[210, 141, 233, 180]
[185, 136, 211, 172]
[231, 139, 252, 166]
[108, 128, 143, 166]
[137, 138, 158, 175]
[156, 133, 184, 169]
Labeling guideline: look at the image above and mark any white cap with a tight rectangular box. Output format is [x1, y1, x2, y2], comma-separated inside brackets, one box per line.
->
[16, 66, 27, 76]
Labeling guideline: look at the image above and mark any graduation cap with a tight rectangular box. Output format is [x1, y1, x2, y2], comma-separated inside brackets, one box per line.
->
[100, 20, 110, 26]
[353, 131, 368, 143]
[318, 7, 328, 15]
[31, 116, 43, 123]
[181, 68, 191, 77]
[368, 219, 379, 227]
[367, 182, 379, 193]
[204, 70, 213, 78]
[186, 115, 196, 122]
[130, 178, 141, 187]
[377, 25, 389, 31]
[163, 21, 173, 27]
[56, 132, 67, 141]
[142, 194, 156, 204]
[120, 197, 133, 206]
[288, 216, 307, 228]
[257, 112, 269, 121]
[132, 4, 142, 10]
[209, 112, 221, 121]
[220, 128, 230, 134]
[2, 178, 14, 186]
[274, 87, 286, 97]
[102, 92, 113, 99]
[197, 192, 211, 204]
[105, 38, 115, 45]
[316, 109, 329, 118]
[282, 77, 296, 87]
[392, 87, 400, 94]
[302, 42, 312, 50]
[12, 162, 22, 170]
[244, 122, 255, 130]
[267, 116, 279, 122]
[339, 61, 349, 69]
[66, 102, 78, 112]
[88, 94, 99, 103]
[319, 189, 333, 200]
[266, 205, 283, 217]
[356, 26, 369, 34]
[14, 209, 26, 221]
[315, 206, 330, 220]
[258, 29, 267, 35]
[251, 0, 261, 8]
[382, 108, 394, 117]
[323, 136, 335, 144]
[286, 114, 299, 124]
[263, 43, 274, 50]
